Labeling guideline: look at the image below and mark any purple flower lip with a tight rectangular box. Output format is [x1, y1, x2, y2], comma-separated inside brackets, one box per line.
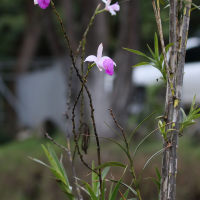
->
[103, 58, 114, 76]
[35, 0, 50, 9]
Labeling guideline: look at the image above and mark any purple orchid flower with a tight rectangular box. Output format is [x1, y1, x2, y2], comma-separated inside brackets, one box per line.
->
[84, 43, 116, 76]
[34, 0, 50, 9]
[102, 0, 120, 15]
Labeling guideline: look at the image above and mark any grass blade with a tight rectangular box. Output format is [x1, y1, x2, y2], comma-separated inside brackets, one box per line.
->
[128, 110, 156, 144]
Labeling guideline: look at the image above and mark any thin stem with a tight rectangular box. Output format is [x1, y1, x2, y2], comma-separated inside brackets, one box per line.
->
[50, 1, 102, 196]
[67, 135, 83, 200]
[42, 129, 68, 152]
[152, 0, 174, 96]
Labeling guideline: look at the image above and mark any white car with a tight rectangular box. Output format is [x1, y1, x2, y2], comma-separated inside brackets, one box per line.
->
[132, 37, 200, 105]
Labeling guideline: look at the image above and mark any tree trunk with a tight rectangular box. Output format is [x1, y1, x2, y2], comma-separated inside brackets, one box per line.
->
[160, 1, 192, 200]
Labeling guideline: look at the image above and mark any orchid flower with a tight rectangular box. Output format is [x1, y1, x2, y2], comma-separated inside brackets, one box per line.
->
[34, 0, 50, 9]
[102, 0, 120, 15]
[84, 43, 116, 76]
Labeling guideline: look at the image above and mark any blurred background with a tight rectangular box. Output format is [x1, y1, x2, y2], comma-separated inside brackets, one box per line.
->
[0, 0, 200, 199]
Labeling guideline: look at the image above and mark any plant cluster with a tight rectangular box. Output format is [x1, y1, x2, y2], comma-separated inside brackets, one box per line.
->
[29, 0, 200, 200]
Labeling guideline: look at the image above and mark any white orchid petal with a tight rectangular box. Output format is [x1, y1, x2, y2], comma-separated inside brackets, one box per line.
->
[106, 0, 111, 7]
[102, 0, 107, 4]
[110, 2, 120, 11]
[108, 6, 116, 15]
[34, 0, 38, 4]
[97, 43, 103, 61]
[84, 55, 97, 63]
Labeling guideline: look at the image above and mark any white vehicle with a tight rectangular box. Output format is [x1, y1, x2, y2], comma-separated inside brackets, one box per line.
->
[132, 37, 200, 105]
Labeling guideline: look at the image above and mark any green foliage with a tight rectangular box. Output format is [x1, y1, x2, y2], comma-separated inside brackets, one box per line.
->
[157, 120, 174, 142]
[123, 33, 173, 83]
[78, 165, 128, 200]
[30, 144, 75, 200]
[180, 95, 200, 133]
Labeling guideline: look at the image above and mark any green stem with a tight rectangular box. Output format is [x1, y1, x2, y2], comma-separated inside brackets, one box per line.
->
[126, 145, 142, 200]
[96, 9, 106, 14]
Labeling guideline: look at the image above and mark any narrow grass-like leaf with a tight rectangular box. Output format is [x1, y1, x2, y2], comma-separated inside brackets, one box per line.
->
[29, 157, 52, 169]
[136, 149, 163, 187]
[98, 137, 130, 159]
[95, 167, 110, 195]
[107, 180, 137, 197]
[109, 167, 127, 200]
[109, 182, 113, 199]
[147, 44, 158, 62]
[155, 166, 161, 182]
[145, 177, 161, 190]
[184, 1, 200, 10]
[75, 182, 90, 196]
[102, 179, 106, 200]
[81, 180, 99, 200]
[104, 121, 124, 140]
[132, 126, 159, 161]
[128, 110, 156, 144]
[42, 145, 60, 173]
[56, 180, 75, 200]
[132, 62, 149, 68]
[92, 161, 98, 195]
[159, 43, 174, 65]
[93, 162, 126, 171]
[123, 48, 155, 63]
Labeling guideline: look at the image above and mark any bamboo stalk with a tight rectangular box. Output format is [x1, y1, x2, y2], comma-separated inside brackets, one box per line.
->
[160, 1, 178, 199]
[167, 1, 192, 200]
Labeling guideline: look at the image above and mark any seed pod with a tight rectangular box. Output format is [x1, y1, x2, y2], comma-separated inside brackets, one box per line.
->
[81, 123, 90, 154]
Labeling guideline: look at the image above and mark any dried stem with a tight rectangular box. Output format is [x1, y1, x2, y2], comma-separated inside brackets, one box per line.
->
[66, 4, 101, 120]
[67, 136, 83, 200]
[108, 109, 128, 144]
[42, 129, 68, 152]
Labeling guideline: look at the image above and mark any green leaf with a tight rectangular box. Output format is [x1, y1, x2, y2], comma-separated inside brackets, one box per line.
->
[123, 48, 155, 63]
[132, 120, 159, 161]
[102, 179, 106, 200]
[109, 182, 113, 199]
[155, 166, 161, 182]
[146, 177, 161, 190]
[128, 111, 156, 144]
[29, 157, 52, 169]
[147, 44, 157, 61]
[82, 181, 99, 200]
[95, 167, 110, 196]
[42, 145, 60, 174]
[103, 121, 124, 140]
[97, 136, 130, 159]
[109, 167, 127, 200]
[92, 161, 98, 195]
[136, 149, 163, 187]
[92, 162, 126, 171]
[107, 180, 137, 197]
[56, 180, 75, 200]
[160, 43, 174, 65]
[159, 0, 165, 5]
[132, 62, 149, 68]
[75, 182, 90, 196]
[181, 108, 187, 122]
[184, 1, 200, 10]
